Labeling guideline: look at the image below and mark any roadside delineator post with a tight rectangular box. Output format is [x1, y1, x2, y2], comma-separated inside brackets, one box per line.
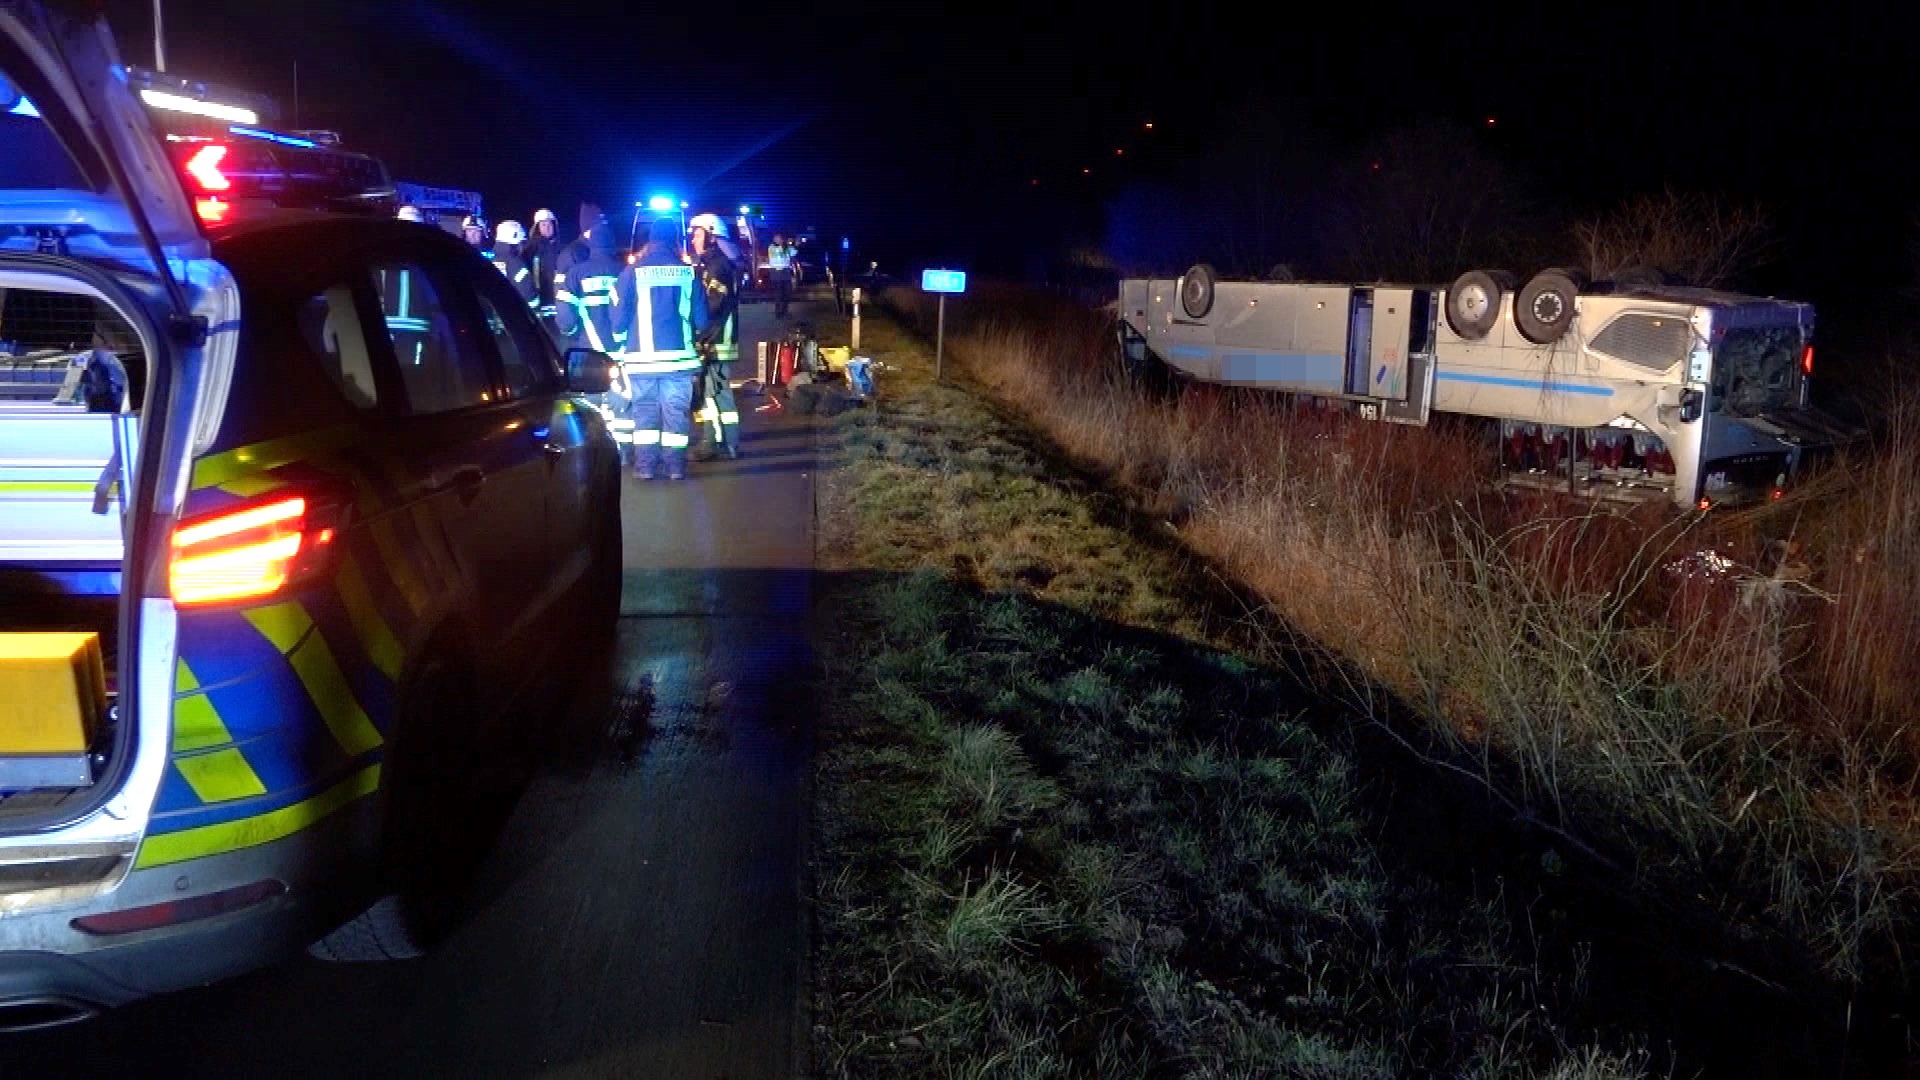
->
[851, 287, 862, 352]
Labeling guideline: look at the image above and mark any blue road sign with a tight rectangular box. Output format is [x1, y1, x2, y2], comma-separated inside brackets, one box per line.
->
[922, 269, 967, 294]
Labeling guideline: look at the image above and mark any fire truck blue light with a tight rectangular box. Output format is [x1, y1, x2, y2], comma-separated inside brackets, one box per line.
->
[648, 195, 675, 213]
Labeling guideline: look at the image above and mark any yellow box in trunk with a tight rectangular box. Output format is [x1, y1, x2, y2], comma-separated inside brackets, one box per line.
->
[820, 346, 852, 372]
[0, 632, 105, 755]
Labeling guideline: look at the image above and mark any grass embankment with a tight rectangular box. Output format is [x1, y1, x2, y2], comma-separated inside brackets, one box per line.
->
[875, 285, 1920, 998]
[811, 313, 1646, 1076]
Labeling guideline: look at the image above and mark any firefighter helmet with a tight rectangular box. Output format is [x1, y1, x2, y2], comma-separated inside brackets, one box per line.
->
[496, 220, 527, 246]
[396, 205, 424, 223]
[532, 207, 558, 225]
[461, 215, 488, 235]
[688, 212, 730, 239]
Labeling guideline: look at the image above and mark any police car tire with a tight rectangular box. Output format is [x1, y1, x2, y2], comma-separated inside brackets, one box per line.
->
[308, 895, 425, 962]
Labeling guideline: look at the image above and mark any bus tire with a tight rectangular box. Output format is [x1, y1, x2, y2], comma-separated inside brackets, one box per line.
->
[1179, 263, 1217, 319]
[1515, 269, 1584, 344]
[1445, 270, 1510, 340]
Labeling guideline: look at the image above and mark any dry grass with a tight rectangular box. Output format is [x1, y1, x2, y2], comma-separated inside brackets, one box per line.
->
[879, 284, 1920, 984]
[809, 308, 1651, 1076]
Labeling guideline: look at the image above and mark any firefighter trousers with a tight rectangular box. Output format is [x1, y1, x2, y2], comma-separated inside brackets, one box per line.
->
[626, 371, 696, 476]
[696, 361, 741, 454]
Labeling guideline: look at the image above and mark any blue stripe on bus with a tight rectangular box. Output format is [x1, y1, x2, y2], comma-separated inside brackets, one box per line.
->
[1434, 370, 1614, 397]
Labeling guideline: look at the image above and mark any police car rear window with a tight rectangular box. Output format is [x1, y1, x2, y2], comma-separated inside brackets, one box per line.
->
[0, 110, 91, 191]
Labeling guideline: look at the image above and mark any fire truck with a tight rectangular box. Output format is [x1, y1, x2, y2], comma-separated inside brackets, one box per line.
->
[1118, 266, 1859, 509]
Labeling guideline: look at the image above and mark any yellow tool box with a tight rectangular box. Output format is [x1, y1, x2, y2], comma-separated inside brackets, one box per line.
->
[0, 632, 104, 789]
[820, 346, 852, 373]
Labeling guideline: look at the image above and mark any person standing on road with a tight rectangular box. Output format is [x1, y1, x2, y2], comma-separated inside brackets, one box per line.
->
[492, 220, 538, 310]
[523, 208, 565, 329]
[688, 212, 743, 461]
[767, 232, 798, 319]
[612, 217, 701, 481]
[555, 208, 630, 457]
[554, 205, 617, 353]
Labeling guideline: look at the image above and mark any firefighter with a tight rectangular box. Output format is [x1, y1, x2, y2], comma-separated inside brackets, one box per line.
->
[461, 215, 492, 258]
[688, 212, 743, 460]
[553, 208, 622, 356]
[524, 207, 564, 328]
[493, 220, 537, 310]
[613, 217, 700, 481]
[396, 204, 424, 223]
[553, 208, 628, 451]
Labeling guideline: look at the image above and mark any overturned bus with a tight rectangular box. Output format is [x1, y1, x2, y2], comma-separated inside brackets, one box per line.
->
[1118, 266, 1859, 509]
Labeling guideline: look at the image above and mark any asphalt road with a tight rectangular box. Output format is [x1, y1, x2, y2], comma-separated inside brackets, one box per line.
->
[2, 301, 822, 1079]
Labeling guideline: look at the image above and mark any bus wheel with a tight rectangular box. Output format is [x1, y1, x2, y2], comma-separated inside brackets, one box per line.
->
[1446, 270, 1510, 340]
[1179, 263, 1218, 319]
[1515, 268, 1585, 344]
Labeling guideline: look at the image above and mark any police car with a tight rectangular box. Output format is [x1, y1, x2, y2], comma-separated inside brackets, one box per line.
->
[0, 1, 620, 1024]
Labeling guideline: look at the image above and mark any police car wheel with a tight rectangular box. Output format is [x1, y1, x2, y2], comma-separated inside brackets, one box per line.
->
[314, 656, 507, 961]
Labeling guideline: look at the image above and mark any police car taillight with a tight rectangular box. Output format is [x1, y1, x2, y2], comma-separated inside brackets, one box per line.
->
[182, 143, 231, 192]
[168, 494, 344, 606]
[194, 197, 231, 224]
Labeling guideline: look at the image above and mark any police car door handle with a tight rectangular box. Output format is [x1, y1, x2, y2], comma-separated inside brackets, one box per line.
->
[431, 465, 485, 498]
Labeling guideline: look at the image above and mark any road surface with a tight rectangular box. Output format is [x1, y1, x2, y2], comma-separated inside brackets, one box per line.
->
[1, 301, 823, 1078]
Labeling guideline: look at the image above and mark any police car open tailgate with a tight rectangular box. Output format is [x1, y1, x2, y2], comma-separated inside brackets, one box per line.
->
[0, 0, 222, 853]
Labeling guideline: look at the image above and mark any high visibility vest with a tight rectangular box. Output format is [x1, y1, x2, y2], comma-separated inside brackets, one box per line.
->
[767, 244, 796, 270]
[613, 262, 700, 375]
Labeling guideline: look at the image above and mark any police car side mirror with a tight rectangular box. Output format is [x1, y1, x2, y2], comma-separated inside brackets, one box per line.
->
[565, 348, 615, 394]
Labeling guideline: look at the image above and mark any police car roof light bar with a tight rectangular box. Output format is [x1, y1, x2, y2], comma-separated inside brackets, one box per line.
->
[138, 88, 258, 126]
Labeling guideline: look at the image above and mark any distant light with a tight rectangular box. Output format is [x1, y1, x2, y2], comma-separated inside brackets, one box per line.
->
[648, 195, 674, 213]
[1030, 178, 1039, 186]
[228, 124, 315, 148]
[1081, 167, 1091, 175]
[1370, 161, 1382, 171]
[139, 88, 257, 126]
[1114, 147, 1124, 156]
[1143, 122, 1154, 131]
[739, 204, 752, 215]
[1485, 115, 1497, 127]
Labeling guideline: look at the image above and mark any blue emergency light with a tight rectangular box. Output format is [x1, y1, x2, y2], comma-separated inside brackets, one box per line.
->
[922, 269, 967, 294]
[841, 237, 850, 251]
[648, 195, 675, 214]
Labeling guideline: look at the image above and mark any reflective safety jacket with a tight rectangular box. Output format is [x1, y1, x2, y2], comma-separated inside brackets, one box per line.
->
[767, 243, 797, 271]
[492, 248, 538, 311]
[553, 232, 623, 355]
[690, 248, 740, 365]
[613, 254, 698, 376]
[524, 235, 569, 318]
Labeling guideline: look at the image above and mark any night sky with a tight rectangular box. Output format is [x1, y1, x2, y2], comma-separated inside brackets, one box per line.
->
[95, 1, 1918, 316]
